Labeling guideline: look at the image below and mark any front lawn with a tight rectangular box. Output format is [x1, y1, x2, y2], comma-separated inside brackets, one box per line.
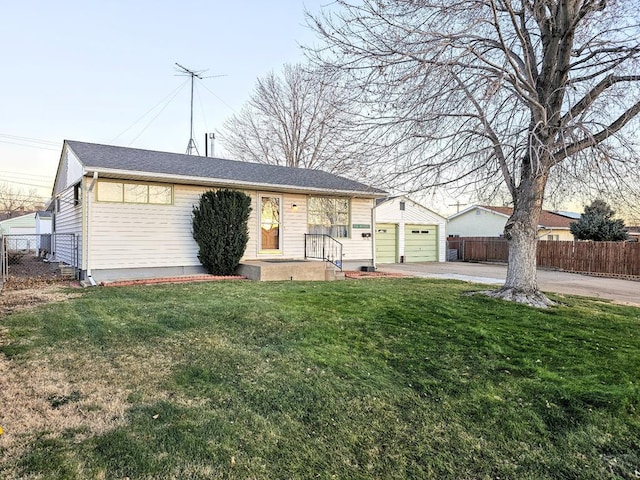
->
[0, 279, 638, 479]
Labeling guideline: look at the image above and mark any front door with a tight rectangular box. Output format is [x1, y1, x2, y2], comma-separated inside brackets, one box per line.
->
[260, 195, 281, 252]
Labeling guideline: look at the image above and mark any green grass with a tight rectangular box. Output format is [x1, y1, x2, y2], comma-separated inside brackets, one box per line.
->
[1, 279, 639, 479]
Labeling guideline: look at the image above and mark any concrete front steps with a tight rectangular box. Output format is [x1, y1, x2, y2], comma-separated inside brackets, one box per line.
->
[237, 260, 344, 281]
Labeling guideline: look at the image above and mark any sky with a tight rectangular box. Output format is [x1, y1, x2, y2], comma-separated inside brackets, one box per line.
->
[0, 1, 333, 203]
[0, 1, 604, 219]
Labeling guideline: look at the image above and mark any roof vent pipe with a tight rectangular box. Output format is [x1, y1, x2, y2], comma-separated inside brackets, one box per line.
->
[204, 132, 215, 158]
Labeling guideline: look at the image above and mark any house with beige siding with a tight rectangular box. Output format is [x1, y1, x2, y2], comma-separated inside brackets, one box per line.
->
[50, 140, 386, 284]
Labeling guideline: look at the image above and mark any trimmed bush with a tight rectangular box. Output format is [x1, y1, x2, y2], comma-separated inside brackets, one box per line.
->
[192, 190, 252, 275]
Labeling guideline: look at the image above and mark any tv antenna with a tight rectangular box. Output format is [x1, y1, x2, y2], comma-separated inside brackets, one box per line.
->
[175, 62, 225, 156]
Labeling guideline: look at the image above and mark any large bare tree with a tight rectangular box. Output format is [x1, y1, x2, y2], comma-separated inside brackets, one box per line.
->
[307, 0, 640, 306]
[0, 183, 43, 220]
[219, 63, 374, 177]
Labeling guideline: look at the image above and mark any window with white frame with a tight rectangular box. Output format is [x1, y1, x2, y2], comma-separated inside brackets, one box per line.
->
[307, 196, 350, 238]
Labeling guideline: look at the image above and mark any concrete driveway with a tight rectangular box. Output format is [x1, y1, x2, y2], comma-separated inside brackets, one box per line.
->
[377, 262, 640, 307]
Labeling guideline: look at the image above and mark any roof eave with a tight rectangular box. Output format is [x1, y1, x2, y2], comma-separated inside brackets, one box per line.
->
[83, 167, 387, 198]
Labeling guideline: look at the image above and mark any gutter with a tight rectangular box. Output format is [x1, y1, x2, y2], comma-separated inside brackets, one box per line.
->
[84, 172, 98, 286]
[83, 167, 388, 199]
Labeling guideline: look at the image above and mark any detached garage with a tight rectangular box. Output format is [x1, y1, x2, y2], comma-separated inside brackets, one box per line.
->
[374, 197, 446, 264]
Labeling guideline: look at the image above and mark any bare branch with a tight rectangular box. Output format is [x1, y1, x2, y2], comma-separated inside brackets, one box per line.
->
[555, 99, 640, 163]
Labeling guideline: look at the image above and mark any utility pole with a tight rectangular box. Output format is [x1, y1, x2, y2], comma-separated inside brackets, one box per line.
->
[448, 201, 468, 213]
[175, 63, 204, 156]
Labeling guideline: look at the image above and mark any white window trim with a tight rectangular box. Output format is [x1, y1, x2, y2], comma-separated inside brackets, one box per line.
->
[258, 193, 283, 254]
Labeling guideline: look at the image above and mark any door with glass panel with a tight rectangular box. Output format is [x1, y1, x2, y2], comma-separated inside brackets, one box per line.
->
[260, 196, 281, 251]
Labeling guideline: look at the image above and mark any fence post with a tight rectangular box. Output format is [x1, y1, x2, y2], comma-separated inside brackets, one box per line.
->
[1, 235, 5, 282]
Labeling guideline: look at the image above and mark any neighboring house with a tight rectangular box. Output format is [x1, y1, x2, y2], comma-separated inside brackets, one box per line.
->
[373, 196, 447, 263]
[35, 211, 52, 235]
[35, 211, 53, 255]
[0, 212, 37, 251]
[0, 212, 36, 235]
[447, 205, 576, 241]
[627, 226, 640, 242]
[50, 140, 387, 283]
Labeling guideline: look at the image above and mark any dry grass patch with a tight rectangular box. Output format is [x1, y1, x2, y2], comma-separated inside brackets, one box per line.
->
[0, 333, 211, 475]
[0, 284, 81, 316]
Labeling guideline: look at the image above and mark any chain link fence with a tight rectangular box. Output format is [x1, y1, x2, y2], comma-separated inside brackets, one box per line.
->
[0, 233, 79, 281]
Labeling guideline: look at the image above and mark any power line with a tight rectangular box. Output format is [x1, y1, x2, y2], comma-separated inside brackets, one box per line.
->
[127, 80, 189, 146]
[0, 133, 60, 146]
[111, 79, 190, 144]
[199, 81, 239, 114]
[0, 170, 54, 182]
[0, 139, 59, 152]
[0, 178, 51, 191]
[0, 173, 52, 189]
[0, 178, 51, 190]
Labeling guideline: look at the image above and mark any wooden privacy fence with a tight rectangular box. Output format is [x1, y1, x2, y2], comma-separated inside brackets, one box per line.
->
[447, 237, 640, 277]
[537, 240, 640, 277]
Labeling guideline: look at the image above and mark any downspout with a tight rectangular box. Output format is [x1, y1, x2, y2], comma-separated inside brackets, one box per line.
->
[85, 172, 98, 286]
[371, 199, 377, 269]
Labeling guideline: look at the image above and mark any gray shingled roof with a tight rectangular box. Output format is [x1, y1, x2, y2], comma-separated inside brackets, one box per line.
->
[66, 140, 385, 196]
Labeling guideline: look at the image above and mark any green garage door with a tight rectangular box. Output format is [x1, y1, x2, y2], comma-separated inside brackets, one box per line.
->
[404, 224, 438, 262]
[375, 223, 397, 263]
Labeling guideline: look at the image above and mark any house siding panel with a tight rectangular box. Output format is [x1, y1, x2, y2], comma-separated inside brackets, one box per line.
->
[90, 184, 202, 269]
[54, 186, 83, 267]
[88, 187, 355, 270]
[341, 198, 375, 261]
[446, 207, 574, 241]
[53, 148, 84, 193]
[279, 193, 307, 259]
[447, 210, 507, 237]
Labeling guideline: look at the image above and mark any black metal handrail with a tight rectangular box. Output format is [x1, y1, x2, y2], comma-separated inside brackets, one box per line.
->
[304, 234, 343, 270]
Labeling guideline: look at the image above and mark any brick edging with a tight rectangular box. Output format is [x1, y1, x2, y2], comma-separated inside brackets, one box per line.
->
[101, 275, 247, 287]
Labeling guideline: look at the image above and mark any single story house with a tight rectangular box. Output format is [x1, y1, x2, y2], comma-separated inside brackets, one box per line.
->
[50, 140, 387, 283]
[0, 212, 36, 235]
[373, 196, 447, 263]
[447, 205, 576, 241]
[0, 212, 38, 252]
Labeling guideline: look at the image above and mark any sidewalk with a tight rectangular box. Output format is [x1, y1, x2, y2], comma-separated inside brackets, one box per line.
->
[377, 262, 640, 307]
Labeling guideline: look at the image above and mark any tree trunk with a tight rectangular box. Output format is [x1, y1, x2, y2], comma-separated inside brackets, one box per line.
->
[486, 172, 556, 308]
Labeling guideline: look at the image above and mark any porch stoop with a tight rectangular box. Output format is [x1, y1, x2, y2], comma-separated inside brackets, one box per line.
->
[238, 260, 344, 281]
[325, 267, 346, 281]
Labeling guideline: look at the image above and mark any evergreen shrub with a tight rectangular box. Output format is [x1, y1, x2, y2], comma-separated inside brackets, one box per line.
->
[192, 189, 252, 275]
